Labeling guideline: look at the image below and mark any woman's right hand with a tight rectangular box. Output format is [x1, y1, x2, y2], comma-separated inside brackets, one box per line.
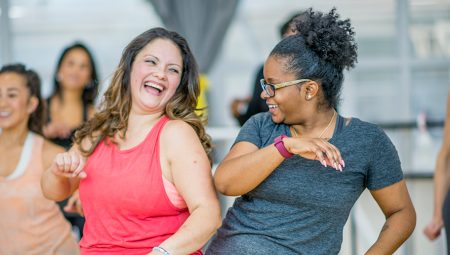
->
[44, 122, 73, 139]
[51, 151, 87, 179]
[423, 218, 443, 240]
[284, 137, 344, 171]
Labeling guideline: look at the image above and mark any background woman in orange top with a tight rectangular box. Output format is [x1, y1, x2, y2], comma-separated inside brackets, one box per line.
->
[0, 63, 79, 254]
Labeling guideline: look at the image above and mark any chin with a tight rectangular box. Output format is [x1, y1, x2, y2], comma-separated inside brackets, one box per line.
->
[271, 116, 283, 124]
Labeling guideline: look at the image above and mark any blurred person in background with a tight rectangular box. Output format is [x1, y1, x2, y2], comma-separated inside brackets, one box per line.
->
[230, 11, 307, 126]
[41, 27, 221, 255]
[44, 42, 99, 147]
[44, 42, 100, 238]
[424, 91, 450, 254]
[207, 8, 415, 255]
[0, 63, 79, 255]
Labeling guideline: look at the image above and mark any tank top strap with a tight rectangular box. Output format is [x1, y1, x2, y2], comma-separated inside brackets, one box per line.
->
[336, 114, 344, 134]
[28, 133, 45, 177]
[332, 114, 345, 137]
[141, 115, 170, 150]
[152, 115, 170, 140]
[82, 103, 89, 121]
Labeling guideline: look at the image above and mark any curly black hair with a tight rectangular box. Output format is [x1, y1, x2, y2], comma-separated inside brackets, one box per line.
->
[270, 8, 358, 109]
[279, 10, 308, 38]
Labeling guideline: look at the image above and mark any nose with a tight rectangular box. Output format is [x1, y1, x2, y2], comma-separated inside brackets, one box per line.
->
[0, 96, 6, 107]
[152, 68, 167, 81]
[260, 89, 269, 100]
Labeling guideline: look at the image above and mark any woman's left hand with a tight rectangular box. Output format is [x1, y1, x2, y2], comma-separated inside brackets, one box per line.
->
[64, 190, 84, 216]
[284, 137, 344, 171]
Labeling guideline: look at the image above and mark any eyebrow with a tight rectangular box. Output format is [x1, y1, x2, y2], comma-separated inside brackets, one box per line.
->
[144, 54, 182, 68]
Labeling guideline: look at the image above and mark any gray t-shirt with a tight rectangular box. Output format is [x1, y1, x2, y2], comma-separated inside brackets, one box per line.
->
[206, 112, 403, 255]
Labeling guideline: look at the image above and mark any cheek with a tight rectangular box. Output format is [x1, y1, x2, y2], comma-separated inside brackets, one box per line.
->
[10, 100, 29, 114]
[81, 70, 92, 82]
[168, 76, 181, 91]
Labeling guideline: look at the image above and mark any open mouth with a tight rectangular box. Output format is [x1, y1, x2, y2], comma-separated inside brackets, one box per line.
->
[144, 82, 164, 93]
[0, 112, 11, 117]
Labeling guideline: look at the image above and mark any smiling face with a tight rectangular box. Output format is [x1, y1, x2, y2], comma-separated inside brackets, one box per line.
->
[58, 47, 93, 91]
[0, 72, 37, 130]
[129, 38, 183, 115]
[261, 55, 307, 124]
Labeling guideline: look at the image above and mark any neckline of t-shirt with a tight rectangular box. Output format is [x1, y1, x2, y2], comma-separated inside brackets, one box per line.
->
[287, 115, 357, 142]
[113, 115, 167, 154]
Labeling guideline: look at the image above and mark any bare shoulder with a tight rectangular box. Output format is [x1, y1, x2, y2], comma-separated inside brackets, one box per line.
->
[161, 120, 201, 154]
[162, 119, 198, 140]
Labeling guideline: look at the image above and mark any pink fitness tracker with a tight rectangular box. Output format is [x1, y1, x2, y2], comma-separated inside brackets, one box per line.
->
[274, 135, 293, 159]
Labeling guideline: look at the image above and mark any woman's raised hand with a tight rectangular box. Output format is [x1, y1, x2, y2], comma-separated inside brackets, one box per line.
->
[284, 137, 344, 171]
[51, 151, 87, 178]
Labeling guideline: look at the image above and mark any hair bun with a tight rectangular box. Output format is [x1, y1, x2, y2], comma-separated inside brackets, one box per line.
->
[293, 8, 358, 70]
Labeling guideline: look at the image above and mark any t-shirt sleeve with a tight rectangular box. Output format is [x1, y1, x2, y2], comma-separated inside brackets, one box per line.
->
[366, 127, 404, 190]
[233, 114, 263, 148]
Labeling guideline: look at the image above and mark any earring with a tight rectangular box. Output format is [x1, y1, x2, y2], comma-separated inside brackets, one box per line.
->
[306, 94, 312, 100]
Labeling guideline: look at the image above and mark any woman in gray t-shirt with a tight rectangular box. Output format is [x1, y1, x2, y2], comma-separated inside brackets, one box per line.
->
[206, 8, 416, 255]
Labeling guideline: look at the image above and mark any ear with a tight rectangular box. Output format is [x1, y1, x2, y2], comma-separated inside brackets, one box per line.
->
[303, 81, 319, 101]
[27, 96, 39, 114]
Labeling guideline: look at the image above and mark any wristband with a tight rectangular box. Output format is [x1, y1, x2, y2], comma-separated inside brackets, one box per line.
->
[274, 135, 293, 158]
[153, 246, 171, 255]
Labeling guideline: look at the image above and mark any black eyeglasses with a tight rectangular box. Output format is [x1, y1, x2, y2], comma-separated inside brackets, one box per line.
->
[260, 78, 311, 98]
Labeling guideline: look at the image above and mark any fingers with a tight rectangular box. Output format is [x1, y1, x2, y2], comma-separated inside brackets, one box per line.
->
[64, 195, 77, 212]
[423, 222, 442, 240]
[318, 140, 344, 171]
[64, 192, 84, 216]
[292, 137, 344, 171]
[309, 140, 343, 171]
[52, 152, 87, 178]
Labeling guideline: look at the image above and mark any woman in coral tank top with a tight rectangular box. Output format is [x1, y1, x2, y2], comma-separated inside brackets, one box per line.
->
[41, 27, 221, 255]
[0, 64, 79, 255]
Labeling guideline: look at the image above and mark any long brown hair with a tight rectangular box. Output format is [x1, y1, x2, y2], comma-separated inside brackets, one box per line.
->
[74, 27, 212, 159]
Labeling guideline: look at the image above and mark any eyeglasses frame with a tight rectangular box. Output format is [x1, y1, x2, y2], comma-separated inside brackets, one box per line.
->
[260, 78, 312, 97]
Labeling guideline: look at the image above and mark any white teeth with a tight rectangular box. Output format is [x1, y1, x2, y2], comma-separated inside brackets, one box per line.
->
[268, 105, 278, 109]
[0, 112, 11, 117]
[144, 82, 163, 92]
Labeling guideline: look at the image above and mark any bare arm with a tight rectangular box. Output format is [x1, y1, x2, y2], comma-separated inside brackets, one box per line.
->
[41, 144, 86, 201]
[214, 141, 284, 196]
[424, 92, 450, 240]
[366, 180, 416, 254]
[152, 120, 221, 255]
[214, 136, 343, 196]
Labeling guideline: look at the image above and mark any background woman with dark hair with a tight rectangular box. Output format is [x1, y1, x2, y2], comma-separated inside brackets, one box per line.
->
[44, 42, 99, 148]
[41, 27, 221, 255]
[0, 63, 79, 254]
[44, 42, 100, 238]
[206, 8, 415, 255]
